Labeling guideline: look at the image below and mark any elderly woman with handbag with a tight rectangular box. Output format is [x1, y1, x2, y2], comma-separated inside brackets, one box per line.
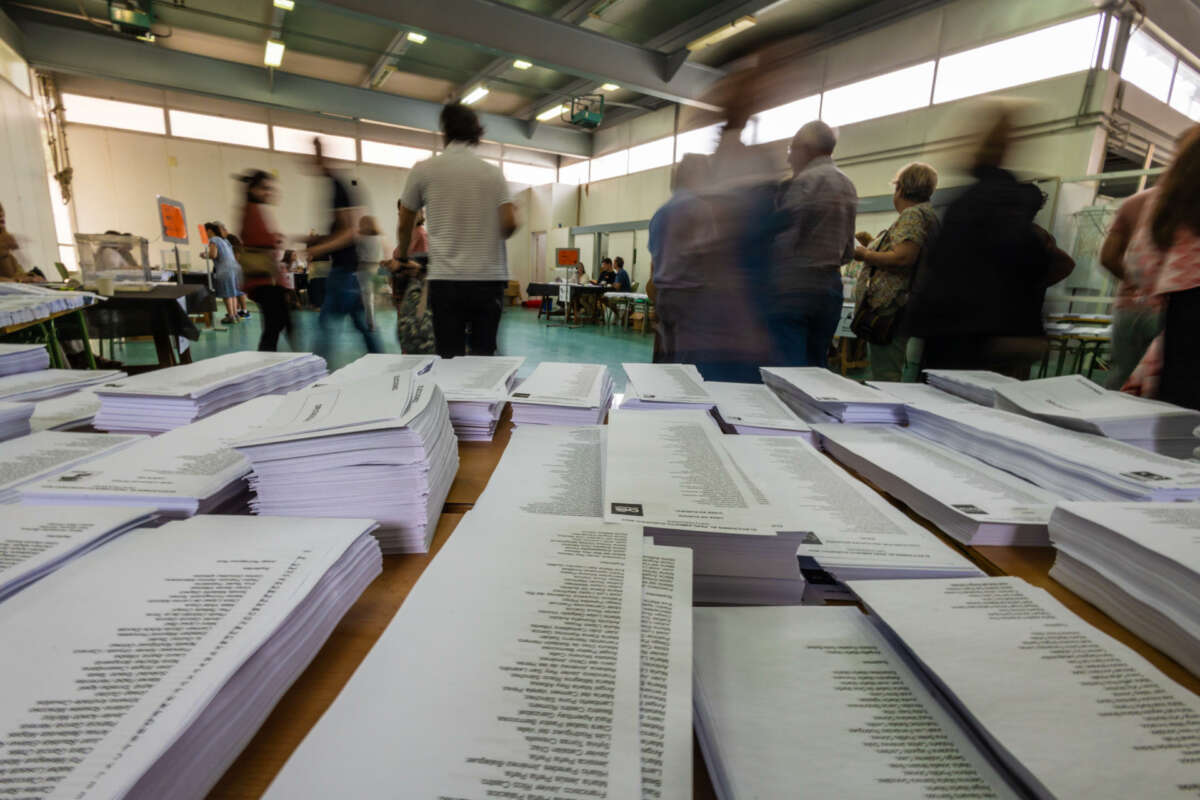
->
[851, 162, 939, 382]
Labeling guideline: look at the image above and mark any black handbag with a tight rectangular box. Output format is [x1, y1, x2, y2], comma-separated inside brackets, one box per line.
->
[850, 275, 904, 346]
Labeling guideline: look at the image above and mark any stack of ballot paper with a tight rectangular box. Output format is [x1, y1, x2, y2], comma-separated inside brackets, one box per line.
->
[854, 577, 1200, 798]
[262, 512, 692, 800]
[0, 514, 381, 800]
[867, 379, 970, 408]
[906, 401, 1200, 500]
[324, 353, 436, 383]
[706, 381, 813, 438]
[815, 424, 1060, 546]
[994, 374, 1200, 458]
[761, 366, 905, 423]
[0, 430, 142, 503]
[28, 389, 100, 431]
[473, 425, 606, 518]
[0, 367, 124, 402]
[0, 401, 32, 441]
[21, 396, 281, 515]
[93, 351, 326, 432]
[693, 606, 1023, 798]
[508, 361, 614, 425]
[605, 409, 810, 604]
[0, 342, 49, 376]
[0, 505, 156, 601]
[1049, 502, 1200, 677]
[923, 369, 1019, 405]
[427, 355, 523, 441]
[236, 373, 458, 553]
[619, 362, 717, 412]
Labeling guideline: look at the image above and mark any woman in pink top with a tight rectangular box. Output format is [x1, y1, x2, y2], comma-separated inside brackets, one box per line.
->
[1124, 126, 1200, 409]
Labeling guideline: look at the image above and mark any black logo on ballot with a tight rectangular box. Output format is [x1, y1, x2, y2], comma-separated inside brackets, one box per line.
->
[611, 502, 643, 516]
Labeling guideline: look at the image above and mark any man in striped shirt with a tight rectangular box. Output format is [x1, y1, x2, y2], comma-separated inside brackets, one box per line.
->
[395, 104, 518, 358]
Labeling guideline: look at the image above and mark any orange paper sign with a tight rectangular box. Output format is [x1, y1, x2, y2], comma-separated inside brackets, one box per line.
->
[160, 204, 186, 240]
[556, 248, 580, 266]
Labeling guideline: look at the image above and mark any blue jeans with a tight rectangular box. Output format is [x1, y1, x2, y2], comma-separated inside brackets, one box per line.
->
[770, 288, 843, 368]
[319, 269, 381, 356]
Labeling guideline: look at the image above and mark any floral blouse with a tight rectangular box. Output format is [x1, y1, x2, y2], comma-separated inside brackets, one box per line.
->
[856, 202, 938, 312]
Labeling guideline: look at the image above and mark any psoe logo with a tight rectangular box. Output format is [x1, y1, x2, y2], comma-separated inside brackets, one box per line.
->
[611, 502, 643, 516]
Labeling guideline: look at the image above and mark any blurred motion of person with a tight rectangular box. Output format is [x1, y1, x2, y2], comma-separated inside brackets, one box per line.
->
[238, 170, 293, 351]
[395, 103, 516, 358]
[386, 201, 435, 354]
[647, 153, 714, 368]
[851, 162, 940, 382]
[771, 120, 858, 368]
[206, 222, 242, 325]
[356, 215, 384, 332]
[0, 203, 45, 283]
[1122, 126, 1200, 409]
[306, 138, 382, 357]
[410, 208, 429, 266]
[906, 112, 1070, 378]
[1100, 188, 1162, 389]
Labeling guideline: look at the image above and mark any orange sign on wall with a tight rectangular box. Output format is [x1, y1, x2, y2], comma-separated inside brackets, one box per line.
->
[197, 224, 209, 244]
[555, 248, 580, 266]
[156, 195, 189, 244]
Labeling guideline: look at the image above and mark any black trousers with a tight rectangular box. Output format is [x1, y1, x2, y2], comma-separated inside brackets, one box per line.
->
[427, 280, 506, 358]
[248, 284, 292, 352]
[1159, 285, 1200, 411]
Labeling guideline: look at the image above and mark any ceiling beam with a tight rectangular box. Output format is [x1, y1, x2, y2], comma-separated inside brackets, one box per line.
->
[16, 19, 591, 155]
[642, 0, 772, 52]
[308, 0, 724, 109]
[447, 0, 593, 103]
[362, 31, 411, 89]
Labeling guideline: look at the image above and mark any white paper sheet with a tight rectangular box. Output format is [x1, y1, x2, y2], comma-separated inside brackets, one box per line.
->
[0, 515, 378, 800]
[622, 363, 711, 404]
[853, 577, 1200, 799]
[640, 541, 692, 800]
[0, 430, 143, 501]
[263, 512, 645, 798]
[429, 355, 525, 400]
[475, 425, 606, 518]
[693, 606, 1020, 798]
[323, 353, 437, 384]
[705, 381, 810, 433]
[29, 389, 101, 431]
[511, 361, 610, 407]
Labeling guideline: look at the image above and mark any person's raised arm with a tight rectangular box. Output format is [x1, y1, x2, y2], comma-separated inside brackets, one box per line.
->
[392, 205, 418, 269]
[1099, 192, 1148, 282]
[499, 202, 517, 239]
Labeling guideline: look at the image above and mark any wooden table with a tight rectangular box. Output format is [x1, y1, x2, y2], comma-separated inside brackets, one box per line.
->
[80, 285, 206, 367]
[205, 417, 1197, 800]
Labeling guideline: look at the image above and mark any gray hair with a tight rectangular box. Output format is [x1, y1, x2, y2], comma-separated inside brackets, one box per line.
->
[893, 162, 938, 202]
[795, 120, 837, 155]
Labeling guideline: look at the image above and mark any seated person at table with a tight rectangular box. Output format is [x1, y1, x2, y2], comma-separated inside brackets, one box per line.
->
[612, 256, 632, 291]
[572, 264, 589, 284]
[597, 257, 616, 285]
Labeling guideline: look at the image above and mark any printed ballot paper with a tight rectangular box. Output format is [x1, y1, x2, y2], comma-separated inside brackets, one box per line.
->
[705, 381, 812, 438]
[509, 361, 614, 425]
[0, 430, 143, 503]
[0, 515, 381, 800]
[474, 424, 606, 518]
[428, 355, 524, 440]
[620, 363, 716, 411]
[263, 512, 692, 800]
[854, 577, 1200, 799]
[761, 367, 905, 423]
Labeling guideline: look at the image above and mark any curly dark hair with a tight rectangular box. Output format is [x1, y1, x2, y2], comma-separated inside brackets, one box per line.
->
[440, 103, 484, 145]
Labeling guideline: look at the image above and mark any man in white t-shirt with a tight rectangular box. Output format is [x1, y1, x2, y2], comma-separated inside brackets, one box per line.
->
[395, 104, 517, 357]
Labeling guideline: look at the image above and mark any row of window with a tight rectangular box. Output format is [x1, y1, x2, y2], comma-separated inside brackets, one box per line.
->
[59, 94, 558, 184]
[59, 13, 1198, 190]
[562, 15, 1199, 186]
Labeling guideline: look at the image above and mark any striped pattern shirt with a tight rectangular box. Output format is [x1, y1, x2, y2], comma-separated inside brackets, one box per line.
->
[401, 142, 512, 282]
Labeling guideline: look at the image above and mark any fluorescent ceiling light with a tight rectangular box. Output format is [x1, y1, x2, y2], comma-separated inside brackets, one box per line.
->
[264, 39, 285, 67]
[463, 85, 489, 105]
[600, 83, 620, 91]
[536, 105, 564, 121]
[686, 15, 756, 51]
[272, 0, 294, 10]
[513, 59, 533, 70]
[406, 31, 427, 44]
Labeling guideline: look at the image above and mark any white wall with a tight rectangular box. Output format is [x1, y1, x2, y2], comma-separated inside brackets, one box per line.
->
[0, 57, 57, 271]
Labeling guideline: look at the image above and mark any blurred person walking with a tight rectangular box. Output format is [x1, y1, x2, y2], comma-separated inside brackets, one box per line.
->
[771, 121, 858, 368]
[387, 204, 435, 354]
[238, 170, 293, 351]
[851, 162, 940, 381]
[356, 215, 384, 332]
[1122, 126, 1200, 409]
[305, 138, 381, 357]
[906, 112, 1071, 377]
[394, 103, 516, 358]
[1100, 189, 1162, 389]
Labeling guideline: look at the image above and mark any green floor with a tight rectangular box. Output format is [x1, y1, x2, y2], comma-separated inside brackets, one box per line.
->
[110, 304, 654, 390]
